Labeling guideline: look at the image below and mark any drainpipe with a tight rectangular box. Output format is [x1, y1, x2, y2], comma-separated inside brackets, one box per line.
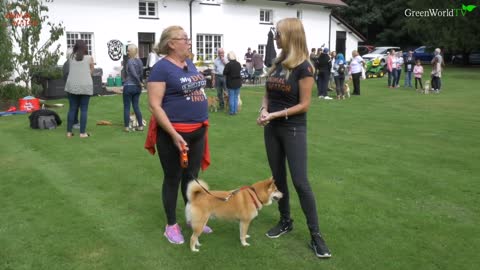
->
[189, 0, 194, 52]
[328, 12, 331, 50]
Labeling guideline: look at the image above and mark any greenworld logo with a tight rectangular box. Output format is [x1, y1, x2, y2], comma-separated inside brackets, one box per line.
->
[405, 4, 477, 17]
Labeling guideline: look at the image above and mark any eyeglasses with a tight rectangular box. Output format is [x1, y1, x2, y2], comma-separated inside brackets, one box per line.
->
[172, 37, 191, 43]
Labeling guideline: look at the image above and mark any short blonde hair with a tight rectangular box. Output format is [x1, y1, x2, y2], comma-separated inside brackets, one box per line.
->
[227, 51, 236, 61]
[127, 43, 138, 58]
[156, 25, 184, 55]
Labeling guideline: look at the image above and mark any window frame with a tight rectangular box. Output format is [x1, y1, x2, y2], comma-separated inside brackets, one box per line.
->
[139, 1, 158, 19]
[66, 32, 95, 57]
[258, 44, 266, 57]
[196, 34, 223, 62]
[259, 9, 273, 24]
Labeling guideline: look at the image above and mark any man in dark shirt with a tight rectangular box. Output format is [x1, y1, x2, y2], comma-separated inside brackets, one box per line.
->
[315, 48, 332, 99]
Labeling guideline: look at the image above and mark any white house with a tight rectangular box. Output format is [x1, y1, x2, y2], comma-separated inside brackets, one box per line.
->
[38, 0, 364, 82]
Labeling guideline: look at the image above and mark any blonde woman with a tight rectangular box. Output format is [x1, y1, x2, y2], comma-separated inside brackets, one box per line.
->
[223, 51, 242, 115]
[123, 43, 144, 132]
[147, 26, 211, 245]
[256, 18, 332, 258]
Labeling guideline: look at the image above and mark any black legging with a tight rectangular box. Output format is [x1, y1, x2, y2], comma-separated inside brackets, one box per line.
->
[264, 123, 321, 234]
[415, 78, 423, 89]
[156, 125, 206, 225]
[352, 72, 361, 95]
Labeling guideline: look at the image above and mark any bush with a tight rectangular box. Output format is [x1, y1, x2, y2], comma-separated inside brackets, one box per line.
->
[31, 66, 63, 83]
[0, 84, 31, 100]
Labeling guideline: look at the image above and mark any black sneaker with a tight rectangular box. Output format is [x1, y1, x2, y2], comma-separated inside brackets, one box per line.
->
[310, 233, 331, 258]
[265, 218, 293, 238]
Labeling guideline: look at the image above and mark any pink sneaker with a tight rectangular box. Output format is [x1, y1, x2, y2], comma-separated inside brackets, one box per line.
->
[164, 224, 184, 244]
[187, 222, 213, 234]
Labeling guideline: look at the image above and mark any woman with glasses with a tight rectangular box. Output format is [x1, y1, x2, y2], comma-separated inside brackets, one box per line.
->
[147, 26, 212, 245]
[257, 18, 332, 259]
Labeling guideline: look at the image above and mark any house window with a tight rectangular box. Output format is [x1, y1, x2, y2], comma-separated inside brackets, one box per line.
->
[297, 10, 303, 20]
[66, 32, 94, 56]
[139, 1, 158, 18]
[258, 45, 266, 56]
[260, 9, 272, 24]
[196, 34, 223, 62]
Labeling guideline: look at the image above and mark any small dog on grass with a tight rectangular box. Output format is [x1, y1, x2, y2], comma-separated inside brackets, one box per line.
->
[207, 96, 219, 112]
[343, 83, 351, 98]
[186, 177, 282, 252]
[423, 80, 431, 94]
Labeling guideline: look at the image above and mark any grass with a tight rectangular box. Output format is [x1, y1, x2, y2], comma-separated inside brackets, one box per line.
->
[1, 67, 479, 270]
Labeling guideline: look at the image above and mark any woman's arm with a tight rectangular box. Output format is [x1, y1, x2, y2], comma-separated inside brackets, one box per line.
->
[148, 82, 188, 151]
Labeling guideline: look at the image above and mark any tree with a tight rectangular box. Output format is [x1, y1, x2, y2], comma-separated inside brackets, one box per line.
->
[406, 0, 480, 61]
[333, 0, 416, 47]
[3, 0, 64, 89]
[0, 3, 14, 82]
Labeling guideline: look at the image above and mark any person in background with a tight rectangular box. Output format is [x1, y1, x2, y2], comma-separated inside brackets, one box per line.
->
[333, 53, 346, 99]
[223, 51, 242, 115]
[309, 48, 317, 62]
[431, 55, 442, 93]
[315, 47, 332, 99]
[252, 50, 264, 83]
[257, 18, 332, 259]
[147, 47, 162, 69]
[64, 40, 94, 138]
[62, 47, 80, 129]
[123, 43, 144, 132]
[431, 48, 444, 92]
[328, 51, 337, 91]
[403, 50, 415, 88]
[395, 51, 404, 88]
[244, 47, 254, 77]
[147, 25, 212, 245]
[387, 50, 398, 88]
[413, 59, 424, 90]
[348, 50, 365, 95]
[213, 48, 227, 109]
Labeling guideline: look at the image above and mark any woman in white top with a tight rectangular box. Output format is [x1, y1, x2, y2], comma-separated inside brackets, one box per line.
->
[348, 50, 365, 95]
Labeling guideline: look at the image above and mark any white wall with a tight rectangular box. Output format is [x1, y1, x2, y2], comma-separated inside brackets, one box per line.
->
[31, 0, 360, 82]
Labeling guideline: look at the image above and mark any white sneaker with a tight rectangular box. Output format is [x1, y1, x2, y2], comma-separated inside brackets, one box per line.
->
[324, 96, 333, 100]
[318, 96, 324, 99]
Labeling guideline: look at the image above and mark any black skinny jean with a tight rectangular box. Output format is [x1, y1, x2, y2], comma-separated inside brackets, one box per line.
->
[156, 125, 206, 225]
[264, 123, 321, 234]
[352, 72, 361, 95]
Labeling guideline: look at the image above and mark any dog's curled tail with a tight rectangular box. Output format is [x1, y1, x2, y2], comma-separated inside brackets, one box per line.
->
[187, 179, 209, 202]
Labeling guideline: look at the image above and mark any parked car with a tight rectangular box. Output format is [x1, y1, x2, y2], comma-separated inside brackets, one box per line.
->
[358, 45, 374, 56]
[469, 51, 480, 64]
[409, 46, 435, 62]
[451, 51, 480, 64]
[362, 46, 400, 64]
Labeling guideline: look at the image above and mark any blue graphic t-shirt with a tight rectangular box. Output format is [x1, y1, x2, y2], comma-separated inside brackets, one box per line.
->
[148, 58, 208, 123]
[265, 60, 313, 126]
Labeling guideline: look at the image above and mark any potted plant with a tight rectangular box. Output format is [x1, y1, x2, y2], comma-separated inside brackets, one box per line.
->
[32, 66, 66, 99]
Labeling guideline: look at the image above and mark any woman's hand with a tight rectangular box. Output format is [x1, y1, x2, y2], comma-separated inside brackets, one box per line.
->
[257, 108, 270, 126]
[171, 132, 188, 152]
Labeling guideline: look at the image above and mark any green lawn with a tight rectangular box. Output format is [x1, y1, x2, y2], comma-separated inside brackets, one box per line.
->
[1, 67, 479, 270]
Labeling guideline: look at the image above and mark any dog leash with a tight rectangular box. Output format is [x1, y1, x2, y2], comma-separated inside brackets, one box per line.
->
[193, 178, 263, 208]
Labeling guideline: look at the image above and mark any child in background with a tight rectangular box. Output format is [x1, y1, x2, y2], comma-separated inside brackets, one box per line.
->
[413, 59, 424, 90]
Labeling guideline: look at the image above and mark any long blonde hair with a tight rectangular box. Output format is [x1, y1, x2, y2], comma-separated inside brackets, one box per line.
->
[268, 18, 314, 78]
[156, 25, 184, 55]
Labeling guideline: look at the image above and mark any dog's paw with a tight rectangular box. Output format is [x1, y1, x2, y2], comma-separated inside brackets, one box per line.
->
[246, 235, 250, 238]
[196, 240, 201, 247]
[191, 247, 200, 252]
[241, 240, 250, 246]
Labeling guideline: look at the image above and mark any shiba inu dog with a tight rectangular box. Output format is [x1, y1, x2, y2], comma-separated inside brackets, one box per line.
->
[186, 178, 282, 252]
